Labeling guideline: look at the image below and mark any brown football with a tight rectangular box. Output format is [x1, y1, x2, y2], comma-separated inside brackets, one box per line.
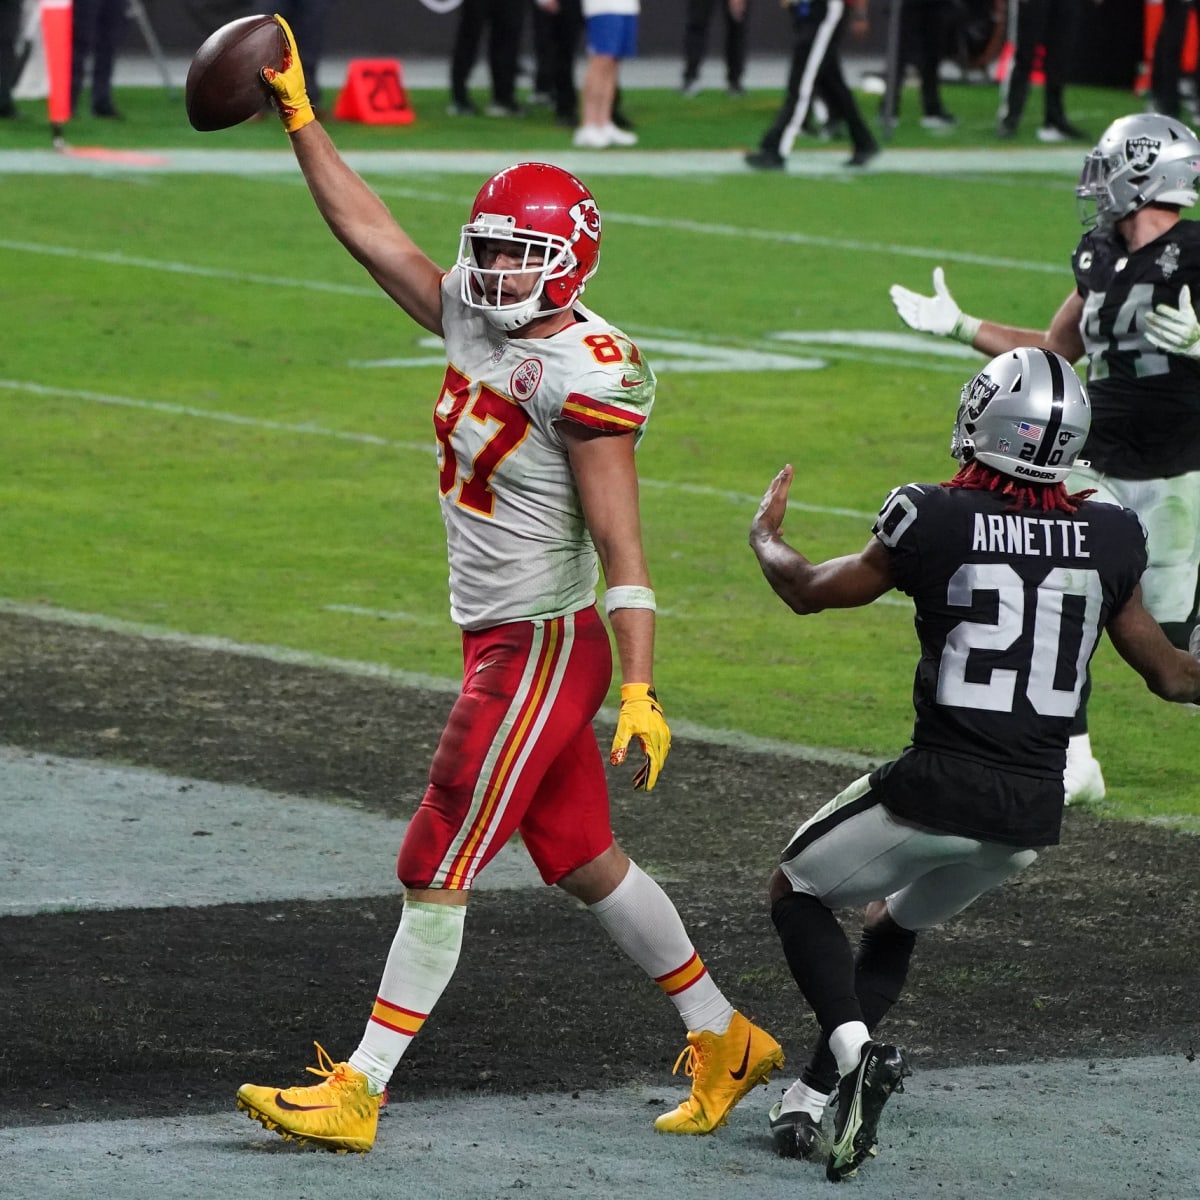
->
[185, 14, 286, 132]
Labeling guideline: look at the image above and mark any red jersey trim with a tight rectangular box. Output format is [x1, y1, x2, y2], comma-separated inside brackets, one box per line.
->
[562, 391, 646, 433]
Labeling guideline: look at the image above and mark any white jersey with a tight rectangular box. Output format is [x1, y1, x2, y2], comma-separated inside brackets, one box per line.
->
[435, 268, 656, 630]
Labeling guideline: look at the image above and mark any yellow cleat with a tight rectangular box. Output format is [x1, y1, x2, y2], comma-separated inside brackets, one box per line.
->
[236, 1042, 382, 1153]
[654, 1010, 785, 1135]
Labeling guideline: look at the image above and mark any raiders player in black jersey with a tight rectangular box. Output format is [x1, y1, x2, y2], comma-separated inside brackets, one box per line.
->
[749, 347, 1200, 1181]
[888, 111, 1200, 807]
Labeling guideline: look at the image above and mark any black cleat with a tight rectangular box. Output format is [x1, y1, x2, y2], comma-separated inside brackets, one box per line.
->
[768, 1101, 823, 1159]
[745, 148, 786, 171]
[845, 144, 880, 168]
[826, 1042, 910, 1182]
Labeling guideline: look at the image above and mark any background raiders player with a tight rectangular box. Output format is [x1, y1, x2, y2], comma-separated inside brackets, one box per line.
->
[749, 347, 1200, 1180]
[887, 111, 1200, 806]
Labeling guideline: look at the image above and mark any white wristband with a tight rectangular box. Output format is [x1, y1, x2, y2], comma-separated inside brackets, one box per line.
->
[604, 586, 657, 616]
[951, 313, 982, 345]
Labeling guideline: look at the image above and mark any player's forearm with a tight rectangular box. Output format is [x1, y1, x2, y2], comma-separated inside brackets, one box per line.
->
[1141, 650, 1200, 704]
[969, 320, 1057, 357]
[607, 606, 656, 685]
[750, 532, 826, 614]
[289, 122, 403, 259]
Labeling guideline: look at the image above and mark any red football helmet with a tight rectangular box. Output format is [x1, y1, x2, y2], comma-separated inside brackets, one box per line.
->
[457, 162, 602, 331]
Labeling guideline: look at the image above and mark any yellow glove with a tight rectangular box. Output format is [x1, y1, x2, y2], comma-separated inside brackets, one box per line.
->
[609, 684, 671, 792]
[261, 14, 315, 133]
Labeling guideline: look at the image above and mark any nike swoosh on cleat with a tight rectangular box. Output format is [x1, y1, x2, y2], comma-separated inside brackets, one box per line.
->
[729, 1033, 753, 1081]
[274, 1094, 337, 1112]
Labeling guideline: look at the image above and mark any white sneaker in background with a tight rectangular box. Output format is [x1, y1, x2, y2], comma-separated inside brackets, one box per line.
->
[1064, 732, 1106, 806]
[603, 123, 638, 146]
[572, 124, 612, 148]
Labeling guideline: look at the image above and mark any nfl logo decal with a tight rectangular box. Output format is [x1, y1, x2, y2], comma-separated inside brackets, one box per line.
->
[510, 358, 544, 401]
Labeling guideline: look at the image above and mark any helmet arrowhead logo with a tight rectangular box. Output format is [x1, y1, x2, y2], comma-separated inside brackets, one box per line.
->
[568, 198, 601, 244]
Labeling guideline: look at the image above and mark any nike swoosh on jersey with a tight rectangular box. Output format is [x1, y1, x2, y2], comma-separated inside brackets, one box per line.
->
[619, 375, 641, 388]
[729, 1033, 753, 1081]
[274, 1094, 337, 1111]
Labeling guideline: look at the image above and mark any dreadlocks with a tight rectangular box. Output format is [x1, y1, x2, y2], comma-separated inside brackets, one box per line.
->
[945, 460, 1096, 513]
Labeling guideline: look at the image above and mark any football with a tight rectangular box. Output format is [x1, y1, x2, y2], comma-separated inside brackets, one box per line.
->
[185, 14, 287, 132]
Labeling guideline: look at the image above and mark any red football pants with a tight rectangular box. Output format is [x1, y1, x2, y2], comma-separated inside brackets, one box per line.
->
[397, 606, 615, 889]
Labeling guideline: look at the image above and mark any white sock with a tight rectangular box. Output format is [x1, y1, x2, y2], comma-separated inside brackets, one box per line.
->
[348, 899, 466, 1092]
[589, 860, 735, 1034]
[779, 1078, 832, 1118]
[829, 1021, 871, 1078]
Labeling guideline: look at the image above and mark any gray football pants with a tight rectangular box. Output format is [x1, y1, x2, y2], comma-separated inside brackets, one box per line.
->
[779, 775, 1038, 930]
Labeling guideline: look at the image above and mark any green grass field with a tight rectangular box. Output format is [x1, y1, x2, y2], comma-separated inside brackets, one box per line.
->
[1, 78, 1196, 827]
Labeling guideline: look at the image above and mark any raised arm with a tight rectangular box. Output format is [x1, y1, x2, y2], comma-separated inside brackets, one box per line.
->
[261, 16, 445, 335]
[1105, 587, 1200, 704]
[889, 268, 1086, 363]
[749, 465, 895, 613]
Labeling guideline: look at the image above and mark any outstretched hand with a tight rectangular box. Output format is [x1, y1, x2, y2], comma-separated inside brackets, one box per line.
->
[751, 464, 794, 544]
[1144, 284, 1200, 358]
[889, 266, 974, 341]
[261, 14, 315, 133]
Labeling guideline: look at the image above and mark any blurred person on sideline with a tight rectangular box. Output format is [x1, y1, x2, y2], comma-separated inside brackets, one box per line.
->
[0, 0, 20, 118]
[995, 0, 1086, 141]
[896, 0, 956, 129]
[680, 0, 749, 97]
[448, 0, 527, 116]
[531, 0, 584, 125]
[70, 0, 128, 118]
[888, 112, 1200, 805]
[1149, 0, 1200, 121]
[573, 0, 639, 147]
[531, 0, 636, 131]
[745, 0, 880, 171]
[750, 348, 1200, 1180]
[233, 15, 785, 1154]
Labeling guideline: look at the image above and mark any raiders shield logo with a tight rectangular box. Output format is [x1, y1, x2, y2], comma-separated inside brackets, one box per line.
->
[1125, 135, 1162, 172]
[963, 373, 1000, 419]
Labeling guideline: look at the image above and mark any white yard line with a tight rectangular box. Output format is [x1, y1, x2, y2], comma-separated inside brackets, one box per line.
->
[0, 145, 1089, 181]
[0, 376, 886, 520]
[0, 745, 541, 917]
[0, 1057, 1193, 1200]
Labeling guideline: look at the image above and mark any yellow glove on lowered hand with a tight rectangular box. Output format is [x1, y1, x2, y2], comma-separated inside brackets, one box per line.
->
[261, 14, 315, 133]
[609, 684, 671, 791]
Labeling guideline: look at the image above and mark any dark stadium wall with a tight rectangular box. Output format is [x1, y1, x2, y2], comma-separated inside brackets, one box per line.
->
[160, 0, 870, 58]
[160, 0, 1139, 85]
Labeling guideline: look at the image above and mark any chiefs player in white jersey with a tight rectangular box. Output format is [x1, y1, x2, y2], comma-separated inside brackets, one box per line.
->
[235, 15, 783, 1153]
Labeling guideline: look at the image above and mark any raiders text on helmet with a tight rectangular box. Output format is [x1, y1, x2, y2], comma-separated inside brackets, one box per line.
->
[457, 162, 602, 332]
[1076, 112, 1200, 228]
[951, 348, 1092, 485]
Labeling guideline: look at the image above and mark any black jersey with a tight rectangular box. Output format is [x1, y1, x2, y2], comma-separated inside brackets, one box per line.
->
[1072, 220, 1200, 480]
[871, 483, 1147, 845]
